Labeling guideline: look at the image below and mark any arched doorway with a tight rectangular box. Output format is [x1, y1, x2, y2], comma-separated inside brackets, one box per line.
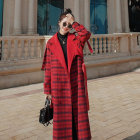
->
[128, 0, 140, 32]
[37, 0, 64, 35]
[90, 0, 107, 34]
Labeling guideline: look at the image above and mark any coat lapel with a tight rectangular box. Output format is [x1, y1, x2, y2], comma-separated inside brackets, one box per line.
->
[50, 33, 68, 72]
[49, 32, 76, 74]
[67, 34, 76, 73]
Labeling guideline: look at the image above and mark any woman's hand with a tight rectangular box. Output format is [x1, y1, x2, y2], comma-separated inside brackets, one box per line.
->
[66, 13, 75, 25]
[46, 94, 52, 100]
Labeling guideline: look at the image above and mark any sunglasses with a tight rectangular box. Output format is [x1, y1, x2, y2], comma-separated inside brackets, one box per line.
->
[62, 22, 72, 29]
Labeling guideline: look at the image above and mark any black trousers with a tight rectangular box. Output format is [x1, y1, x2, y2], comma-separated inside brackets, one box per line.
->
[72, 109, 78, 140]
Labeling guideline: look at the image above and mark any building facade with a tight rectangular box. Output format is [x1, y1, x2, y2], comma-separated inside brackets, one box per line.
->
[0, 0, 139, 36]
[0, 0, 140, 89]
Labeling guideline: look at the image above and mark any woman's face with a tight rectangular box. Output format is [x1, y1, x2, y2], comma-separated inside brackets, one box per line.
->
[58, 17, 72, 35]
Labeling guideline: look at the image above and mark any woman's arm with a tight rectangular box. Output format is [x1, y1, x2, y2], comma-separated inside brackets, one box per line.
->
[66, 13, 91, 44]
[72, 22, 91, 44]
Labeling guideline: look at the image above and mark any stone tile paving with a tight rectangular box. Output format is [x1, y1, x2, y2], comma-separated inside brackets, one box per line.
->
[0, 71, 140, 140]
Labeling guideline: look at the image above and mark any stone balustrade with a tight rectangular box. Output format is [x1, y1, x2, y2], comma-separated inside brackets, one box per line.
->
[0, 33, 140, 62]
[85, 34, 121, 56]
[0, 36, 51, 61]
[0, 33, 140, 89]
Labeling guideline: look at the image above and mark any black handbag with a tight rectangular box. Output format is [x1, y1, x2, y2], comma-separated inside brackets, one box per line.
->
[39, 97, 53, 126]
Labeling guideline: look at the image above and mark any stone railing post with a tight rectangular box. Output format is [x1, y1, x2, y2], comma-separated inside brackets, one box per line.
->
[129, 33, 139, 55]
[118, 34, 130, 55]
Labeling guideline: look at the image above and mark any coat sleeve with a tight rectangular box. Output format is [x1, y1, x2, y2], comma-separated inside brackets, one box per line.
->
[41, 43, 51, 95]
[72, 22, 91, 48]
[72, 22, 91, 111]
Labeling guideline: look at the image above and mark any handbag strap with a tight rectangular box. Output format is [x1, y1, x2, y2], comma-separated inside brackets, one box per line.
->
[45, 97, 51, 107]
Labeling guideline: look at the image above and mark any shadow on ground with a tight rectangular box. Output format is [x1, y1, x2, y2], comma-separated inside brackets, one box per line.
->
[123, 131, 140, 140]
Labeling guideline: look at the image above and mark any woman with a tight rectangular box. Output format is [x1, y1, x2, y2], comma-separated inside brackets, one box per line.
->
[41, 9, 92, 140]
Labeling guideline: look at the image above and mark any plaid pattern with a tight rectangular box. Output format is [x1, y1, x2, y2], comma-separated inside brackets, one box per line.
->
[41, 22, 91, 140]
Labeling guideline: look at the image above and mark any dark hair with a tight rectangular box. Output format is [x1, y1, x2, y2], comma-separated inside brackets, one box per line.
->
[58, 8, 74, 22]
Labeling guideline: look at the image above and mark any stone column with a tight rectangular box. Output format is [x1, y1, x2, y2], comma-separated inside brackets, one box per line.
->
[64, 0, 74, 12]
[84, 0, 90, 30]
[115, 0, 122, 33]
[123, 0, 130, 32]
[107, 0, 115, 33]
[74, 0, 80, 22]
[107, 0, 111, 33]
[28, 0, 37, 34]
[14, 0, 22, 34]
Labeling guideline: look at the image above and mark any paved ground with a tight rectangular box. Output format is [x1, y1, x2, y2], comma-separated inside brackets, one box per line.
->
[0, 71, 140, 140]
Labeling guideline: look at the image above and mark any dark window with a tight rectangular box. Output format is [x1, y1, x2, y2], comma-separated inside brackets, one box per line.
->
[128, 0, 140, 32]
[90, 0, 108, 34]
[37, 0, 64, 35]
[0, 0, 3, 36]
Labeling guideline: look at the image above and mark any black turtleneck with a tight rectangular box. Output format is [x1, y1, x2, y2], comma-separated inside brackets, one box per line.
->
[57, 32, 68, 68]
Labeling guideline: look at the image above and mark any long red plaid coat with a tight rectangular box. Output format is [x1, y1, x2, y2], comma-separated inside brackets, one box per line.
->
[41, 22, 91, 140]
